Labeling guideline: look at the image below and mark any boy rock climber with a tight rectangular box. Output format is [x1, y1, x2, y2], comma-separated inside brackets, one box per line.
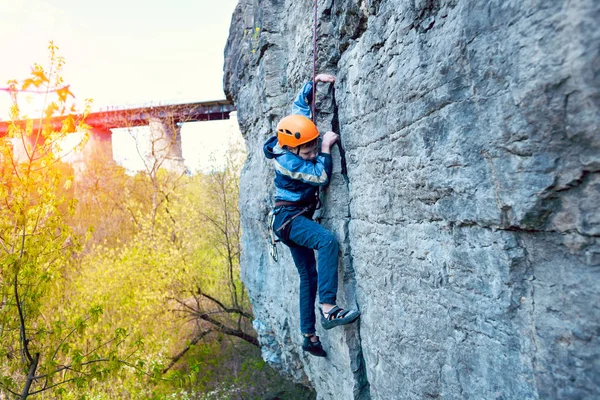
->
[263, 74, 360, 357]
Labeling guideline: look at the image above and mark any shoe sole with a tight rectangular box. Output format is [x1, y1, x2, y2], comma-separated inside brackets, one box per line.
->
[321, 310, 361, 330]
[302, 344, 327, 357]
[303, 348, 327, 357]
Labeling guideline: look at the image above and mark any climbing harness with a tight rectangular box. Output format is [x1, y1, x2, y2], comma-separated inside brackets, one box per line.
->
[268, 206, 311, 262]
[275, 205, 313, 233]
[268, 196, 320, 262]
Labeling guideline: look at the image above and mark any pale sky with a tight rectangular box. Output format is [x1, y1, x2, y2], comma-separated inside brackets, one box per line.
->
[0, 0, 240, 172]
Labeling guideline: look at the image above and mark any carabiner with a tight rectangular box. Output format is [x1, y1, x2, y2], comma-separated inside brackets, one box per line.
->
[268, 209, 279, 262]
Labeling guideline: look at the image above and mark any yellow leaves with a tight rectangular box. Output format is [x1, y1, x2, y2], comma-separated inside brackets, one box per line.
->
[5, 78, 18, 88]
[20, 65, 49, 91]
[63, 178, 72, 190]
[45, 101, 59, 119]
[82, 98, 93, 118]
[61, 115, 77, 133]
[56, 85, 74, 103]
[22, 78, 37, 91]
[31, 64, 49, 83]
[48, 40, 58, 52]
[7, 42, 81, 130]
[8, 104, 20, 122]
[244, 25, 262, 54]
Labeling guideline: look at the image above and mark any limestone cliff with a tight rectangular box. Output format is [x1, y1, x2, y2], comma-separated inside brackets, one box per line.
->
[223, 1, 599, 398]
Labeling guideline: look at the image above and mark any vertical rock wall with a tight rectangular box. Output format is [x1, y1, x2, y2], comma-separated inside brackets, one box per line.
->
[223, 0, 600, 399]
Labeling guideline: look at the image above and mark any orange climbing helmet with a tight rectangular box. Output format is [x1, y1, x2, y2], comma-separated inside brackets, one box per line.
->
[276, 114, 319, 148]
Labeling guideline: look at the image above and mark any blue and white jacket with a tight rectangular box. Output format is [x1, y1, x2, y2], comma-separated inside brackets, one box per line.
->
[263, 81, 333, 204]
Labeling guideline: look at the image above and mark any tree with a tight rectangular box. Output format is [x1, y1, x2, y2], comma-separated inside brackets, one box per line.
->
[78, 102, 256, 367]
[164, 140, 256, 374]
[0, 42, 144, 399]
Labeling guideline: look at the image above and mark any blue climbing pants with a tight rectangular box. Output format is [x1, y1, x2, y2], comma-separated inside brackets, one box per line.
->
[274, 208, 339, 335]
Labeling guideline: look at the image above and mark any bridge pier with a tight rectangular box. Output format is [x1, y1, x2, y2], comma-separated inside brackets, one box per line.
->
[70, 127, 114, 181]
[88, 126, 114, 155]
[5, 129, 54, 164]
[148, 117, 186, 175]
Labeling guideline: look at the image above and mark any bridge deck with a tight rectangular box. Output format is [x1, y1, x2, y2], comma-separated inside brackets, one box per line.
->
[0, 100, 236, 137]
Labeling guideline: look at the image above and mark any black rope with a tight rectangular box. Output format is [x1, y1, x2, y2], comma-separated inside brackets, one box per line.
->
[312, 1, 348, 182]
[330, 86, 348, 182]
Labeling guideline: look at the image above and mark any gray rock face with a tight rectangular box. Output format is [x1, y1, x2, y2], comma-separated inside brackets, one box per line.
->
[223, 0, 600, 398]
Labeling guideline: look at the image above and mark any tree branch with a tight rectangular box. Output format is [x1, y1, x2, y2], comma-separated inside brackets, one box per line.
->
[21, 352, 40, 399]
[197, 313, 258, 347]
[33, 358, 109, 380]
[14, 258, 34, 364]
[172, 297, 255, 346]
[28, 377, 78, 396]
[0, 235, 10, 255]
[50, 315, 93, 362]
[0, 382, 21, 397]
[162, 330, 212, 374]
[198, 292, 252, 320]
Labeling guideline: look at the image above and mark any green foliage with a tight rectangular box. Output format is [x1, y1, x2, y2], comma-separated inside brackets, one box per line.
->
[155, 340, 315, 400]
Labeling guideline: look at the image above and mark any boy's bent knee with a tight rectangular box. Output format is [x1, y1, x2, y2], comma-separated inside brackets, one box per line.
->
[319, 232, 338, 252]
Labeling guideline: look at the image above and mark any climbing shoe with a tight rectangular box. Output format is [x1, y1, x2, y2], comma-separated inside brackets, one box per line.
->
[320, 306, 361, 330]
[302, 335, 327, 357]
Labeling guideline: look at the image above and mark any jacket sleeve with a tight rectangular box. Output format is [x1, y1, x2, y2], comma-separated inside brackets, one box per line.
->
[291, 81, 313, 118]
[274, 152, 333, 187]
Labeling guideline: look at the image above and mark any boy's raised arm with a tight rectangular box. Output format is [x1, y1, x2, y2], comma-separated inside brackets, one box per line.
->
[291, 74, 336, 118]
[292, 81, 313, 118]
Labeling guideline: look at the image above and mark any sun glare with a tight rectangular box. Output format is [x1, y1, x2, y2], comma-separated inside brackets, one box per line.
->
[16, 93, 48, 119]
[55, 130, 86, 162]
